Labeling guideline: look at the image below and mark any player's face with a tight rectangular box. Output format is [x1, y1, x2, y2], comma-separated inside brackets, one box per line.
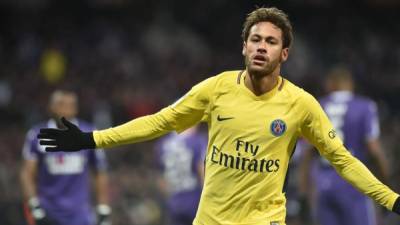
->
[242, 22, 289, 77]
[50, 94, 78, 119]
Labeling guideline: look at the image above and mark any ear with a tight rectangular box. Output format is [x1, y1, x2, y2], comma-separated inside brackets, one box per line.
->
[280, 48, 289, 62]
[242, 41, 247, 56]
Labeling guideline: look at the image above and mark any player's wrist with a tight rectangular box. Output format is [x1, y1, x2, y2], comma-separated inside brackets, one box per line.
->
[81, 132, 96, 149]
[393, 197, 400, 215]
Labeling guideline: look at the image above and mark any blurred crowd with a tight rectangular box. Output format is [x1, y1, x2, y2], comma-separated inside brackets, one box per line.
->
[0, 0, 399, 224]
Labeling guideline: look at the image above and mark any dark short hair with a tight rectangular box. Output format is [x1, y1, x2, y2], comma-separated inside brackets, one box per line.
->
[242, 7, 293, 49]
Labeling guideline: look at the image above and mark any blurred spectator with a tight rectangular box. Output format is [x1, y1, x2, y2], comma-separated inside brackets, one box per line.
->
[298, 66, 390, 225]
[20, 90, 111, 225]
[154, 126, 207, 225]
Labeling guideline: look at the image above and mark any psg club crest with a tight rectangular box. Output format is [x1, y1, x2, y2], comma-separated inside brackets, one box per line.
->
[270, 119, 286, 137]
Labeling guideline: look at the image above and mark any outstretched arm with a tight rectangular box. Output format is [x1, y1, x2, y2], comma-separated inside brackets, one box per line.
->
[299, 92, 400, 214]
[37, 76, 216, 152]
[322, 145, 399, 212]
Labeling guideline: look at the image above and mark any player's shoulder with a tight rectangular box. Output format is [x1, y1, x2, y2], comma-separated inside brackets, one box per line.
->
[281, 78, 302, 92]
[283, 79, 325, 115]
[353, 94, 375, 104]
[194, 70, 242, 95]
[213, 70, 243, 85]
[280, 77, 314, 102]
[353, 95, 378, 112]
[214, 70, 243, 78]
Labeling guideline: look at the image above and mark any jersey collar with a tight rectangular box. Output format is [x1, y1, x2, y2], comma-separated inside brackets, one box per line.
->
[238, 70, 284, 101]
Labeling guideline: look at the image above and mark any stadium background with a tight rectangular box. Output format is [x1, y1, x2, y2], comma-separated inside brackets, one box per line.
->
[0, 0, 399, 224]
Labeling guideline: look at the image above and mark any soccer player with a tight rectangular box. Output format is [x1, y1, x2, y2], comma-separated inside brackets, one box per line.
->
[20, 90, 112, 225]
[37, 7, 400, 225]
[298, 66, 390, 225]
[155, 126, 207, 225]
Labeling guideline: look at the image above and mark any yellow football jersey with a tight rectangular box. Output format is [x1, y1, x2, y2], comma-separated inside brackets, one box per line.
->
[94, 70, 398, 225]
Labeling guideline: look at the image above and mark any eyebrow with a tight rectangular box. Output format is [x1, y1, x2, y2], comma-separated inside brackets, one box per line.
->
[250, 34, 279, 41]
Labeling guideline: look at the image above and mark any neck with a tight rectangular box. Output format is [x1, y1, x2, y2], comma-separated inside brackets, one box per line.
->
[244, 70, 280, 96]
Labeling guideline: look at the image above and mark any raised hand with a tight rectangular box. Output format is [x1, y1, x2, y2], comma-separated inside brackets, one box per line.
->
[37, 117, 96, 152]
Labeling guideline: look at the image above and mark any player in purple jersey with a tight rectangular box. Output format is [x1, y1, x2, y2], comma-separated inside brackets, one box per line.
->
[155, 126, 207, 225]
[20, 90, 112, 225]
[299, 66, 390, 225]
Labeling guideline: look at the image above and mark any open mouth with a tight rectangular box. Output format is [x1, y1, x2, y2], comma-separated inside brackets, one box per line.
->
[253, 55, 267, 65]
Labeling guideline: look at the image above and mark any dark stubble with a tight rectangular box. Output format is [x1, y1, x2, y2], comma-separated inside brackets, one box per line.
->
[244, 51, 282, 78]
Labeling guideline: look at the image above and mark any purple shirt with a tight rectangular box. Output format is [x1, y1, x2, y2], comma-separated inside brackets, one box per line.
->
[22, 119, 108, 215]
[313, 91, 379, 193]
[155, 129, 207, 216]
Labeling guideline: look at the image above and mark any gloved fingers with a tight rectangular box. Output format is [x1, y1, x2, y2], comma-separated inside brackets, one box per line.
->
[45, 146, 62, 152]
[39, 140, 57, 146]
[38, 128, 62, 137]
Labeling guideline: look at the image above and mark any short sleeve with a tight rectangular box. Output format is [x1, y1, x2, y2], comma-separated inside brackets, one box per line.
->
[22, 129, 39, 160]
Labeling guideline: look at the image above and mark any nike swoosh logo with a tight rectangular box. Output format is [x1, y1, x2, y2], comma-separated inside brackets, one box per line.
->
[217, 115, 234, 121]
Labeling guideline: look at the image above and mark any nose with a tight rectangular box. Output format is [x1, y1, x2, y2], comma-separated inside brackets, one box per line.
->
[257, 41, 267, 53]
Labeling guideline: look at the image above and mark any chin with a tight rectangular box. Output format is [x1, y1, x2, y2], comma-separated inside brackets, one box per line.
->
[248, 66, 270, 77]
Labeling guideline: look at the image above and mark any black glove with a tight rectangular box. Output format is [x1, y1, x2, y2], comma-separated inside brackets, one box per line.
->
[97, 204, 112, 225]
[393, 197, 400, 215]
[28, 197, 53, 225]
[37, 117, 96, 152]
